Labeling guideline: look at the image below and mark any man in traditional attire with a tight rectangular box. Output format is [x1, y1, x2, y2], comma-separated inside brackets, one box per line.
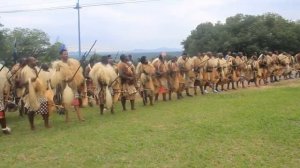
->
[84, 58, 96, 107]
[177, 52, 193, 97]
[0, 63, 11, 134]
[258, 51, 273, 85]
[269, 52, 279, 82]
[51, 48, 85, 122]
[204, 52, 219, 93]
[196, 53, 211, 94]
[10, 58, 27, 117]
[117, 54, 137, 111]
[136, 56, 156, 105]
[0, 100, 11, 134]
[215, 53, 229, 91]
[20, 57, 50, 130]
[167, 57, 181, 99]
[107, 56, 122, 107]
[294, 53, 300, 78]
[250, 55, 260, 87]
[152, 53, 169, 101]
[89, 56, 116, 114]
[226, 53, 239, 89]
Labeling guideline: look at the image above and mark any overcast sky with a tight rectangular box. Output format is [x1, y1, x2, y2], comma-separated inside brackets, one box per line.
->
[0, 0, 299, 52]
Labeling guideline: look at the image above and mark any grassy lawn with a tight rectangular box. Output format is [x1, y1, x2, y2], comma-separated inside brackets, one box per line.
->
[1, 80, 300, 167]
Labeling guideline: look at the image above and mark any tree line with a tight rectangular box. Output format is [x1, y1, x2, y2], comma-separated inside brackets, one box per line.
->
[0, 23, 63, 66]
[182, 13, 300, 56]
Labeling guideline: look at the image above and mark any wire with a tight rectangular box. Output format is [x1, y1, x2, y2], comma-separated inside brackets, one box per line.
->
[0, 0, 161, 13]
[0, 0, 74, 9]
[0, 5, 73, 13]
[81, 0, 160, 7]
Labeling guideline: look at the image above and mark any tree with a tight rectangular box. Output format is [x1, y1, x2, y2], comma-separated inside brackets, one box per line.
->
[0, 23, 73, 66]
[6, 28, 51, 61]
[43, 42, 64, 63]
[0, 23, 10, 63]
[182, 13, 300, 56]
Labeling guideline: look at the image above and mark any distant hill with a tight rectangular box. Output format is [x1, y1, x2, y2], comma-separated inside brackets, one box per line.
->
[118, 51, 183, 62]
[130, 47, 182, 53]
[69, 49, 183, 62]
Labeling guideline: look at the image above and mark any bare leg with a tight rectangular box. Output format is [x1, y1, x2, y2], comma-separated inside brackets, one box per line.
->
[227, 80, 231, 90]
[241, 79, 245, 88]
[42, 113, 51, 128]
[121, 97, 126, 111]
[163, 93, 167, 101]
[155, 93, 159, 101]
[65, 108, 69, 122]
[110, 105, 114, 114]
[130, 100, 135, 110]
[186, 88, 192, 97]
[200, 83, 204, 94]
[232, 81, 236, 90]
[28, 111, 35, 130]
[194, 86, 197, 95]
[100, 104, 104, 115]
[168, 91, 172, 100]
[149, 96, 153, 106]
[75, 106, 84, 121]
[0, 111, 11, 134]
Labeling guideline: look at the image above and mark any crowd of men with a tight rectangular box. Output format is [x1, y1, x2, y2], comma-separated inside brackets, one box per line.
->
[1, 49, 300, 134]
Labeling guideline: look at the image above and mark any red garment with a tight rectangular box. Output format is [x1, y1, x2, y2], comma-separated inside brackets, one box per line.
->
[0, 111, 5, 119]
[72, 98, 80, 106]
[159, 86, 167, 94]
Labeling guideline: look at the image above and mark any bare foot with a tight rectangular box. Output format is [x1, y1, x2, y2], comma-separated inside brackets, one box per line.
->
[30, 126, 35, 131]
[2, 127, 11, 134]
[45, 125, 52, 129]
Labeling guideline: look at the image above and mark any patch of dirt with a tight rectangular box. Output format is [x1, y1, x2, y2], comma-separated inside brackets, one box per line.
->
[239, 78, 300, 91]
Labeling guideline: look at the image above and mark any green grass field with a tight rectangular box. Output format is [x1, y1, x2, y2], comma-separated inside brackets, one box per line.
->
[1, 80, 300, 167]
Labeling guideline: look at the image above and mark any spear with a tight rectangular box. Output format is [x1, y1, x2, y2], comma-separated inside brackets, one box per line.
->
[13, 38, 18, 64]
[0, 63, 5, 71]
[68, 40, 97, 82]
[6, 68, 18, 85]
[114, 51, 119, 61]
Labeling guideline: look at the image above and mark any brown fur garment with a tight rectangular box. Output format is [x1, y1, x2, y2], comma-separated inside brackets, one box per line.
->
[51, 59, 84, 90]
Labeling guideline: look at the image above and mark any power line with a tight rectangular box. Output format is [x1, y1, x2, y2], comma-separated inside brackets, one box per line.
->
[0, 5, 72, 13]
[81, 0, 160, 7]
[0, 0, 74, 9]
[0, 0, 161, 13]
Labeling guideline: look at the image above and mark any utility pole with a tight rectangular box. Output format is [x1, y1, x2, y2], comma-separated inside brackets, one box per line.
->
[75, 0, 81, 57]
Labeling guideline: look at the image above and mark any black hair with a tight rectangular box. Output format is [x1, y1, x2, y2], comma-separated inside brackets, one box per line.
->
[101, 56, 109, 64]
[59, 49, 67, 55]
[140, 56, 147, 64]
[41, 63, 49, 71]
[120, 54, 127, 62]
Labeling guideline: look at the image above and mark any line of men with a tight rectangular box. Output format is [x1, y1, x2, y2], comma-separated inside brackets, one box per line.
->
[85, 50, 300, 110]
[1, 49, 300, 134]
